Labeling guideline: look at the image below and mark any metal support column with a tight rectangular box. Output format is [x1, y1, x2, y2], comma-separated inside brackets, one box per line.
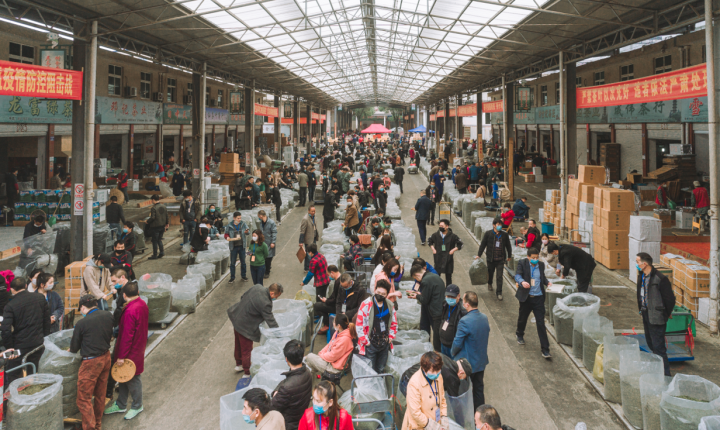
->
[559, 52, 567, 238]
[274, 94, 280, 155]
[191, 64, 207, 202]
[293, 98, 299, 145]
[705, 0, 719, 333]
[244, 81, 255, 173]
[83, 20, 97, 256]
[306, 103, 312, 156]
[504, 77, 515, 202]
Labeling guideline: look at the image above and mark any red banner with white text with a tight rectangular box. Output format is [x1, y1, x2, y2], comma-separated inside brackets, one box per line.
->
[482, 101, 503, 113]
[254, 104, 278, 117]
[436, 110, 445, 118]
[576, 64, 707, 109]
[457, 104, 477, 117]
[0, 60, 83, 100]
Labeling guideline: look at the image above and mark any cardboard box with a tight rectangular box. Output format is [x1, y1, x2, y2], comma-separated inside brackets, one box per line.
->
[566, 195, 579, 215]
[221, 153, 239, 163]
[627, 173, 643, 184]
[601, 247, 629, 269]
[568, 179, 580, 197]
[547, 165, 557, 176]
[524, 161, 533, 169]
[684, 296, 699, 318]
[593, 243, 604, 264]
[602, 189, 635, 211]
[655, 264, 673, 285]
[578, 165, 606, 184]
[673, 284, 684, 305]
[219, 162, 242, 173]
[683, 264, 710, 298]
[525, 175, 535, 183]
[594, 225, 629, 250]
[653, 212, 673, 229]
[571, 230, 581, 242]
[580, 184, 596, 204]
[594, 187, 605, 210]
[599, 209, 631, 231]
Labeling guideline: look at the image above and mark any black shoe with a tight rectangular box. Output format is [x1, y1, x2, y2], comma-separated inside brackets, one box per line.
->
[148, 255, 159, 260]
[542, 350, 552, 359]
[421, 242, 426, 246]
[516, 335, 525, 345]
[229, 278, 235, 284]
[157, 253, 165, 259]
[241, 277, 249, 282]
[263, 273, 270, 279]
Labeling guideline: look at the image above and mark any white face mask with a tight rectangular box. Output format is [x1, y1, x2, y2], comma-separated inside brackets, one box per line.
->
[252, 235, 258, 242]
[542, 240, 549, 245]
[31, 278, 37, 285]
[45, 283, 54, 291]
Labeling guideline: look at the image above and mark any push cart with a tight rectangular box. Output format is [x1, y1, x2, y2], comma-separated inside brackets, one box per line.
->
[624, 305, 696, 362]
[350, 373, 396, 430]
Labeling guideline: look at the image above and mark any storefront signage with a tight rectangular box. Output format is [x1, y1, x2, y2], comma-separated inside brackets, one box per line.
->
[436, 110, 445, 118]
[516, 87, 532, 112]
[577, 64, 707, 109]
[449, 109, 456, 117]
[429, 114, 436, 121]
[482, 100, 503, 113]
[263, 123, 274, 134]
[163, 103, 192, 125]
[205, 107, 228, 124]
[40, 50, 66, 70]
[457, 104, 477, 117]
[96, 96, 162, 124]
[0, 59, 82, 100]
[229, 91, 244, 115]
[0, 95, 72, 123]
[255, 104, 278, 117]
[228, 113, 245, 125]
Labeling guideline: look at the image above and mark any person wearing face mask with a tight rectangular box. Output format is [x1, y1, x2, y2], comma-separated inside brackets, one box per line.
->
[205, 204, 224, 233]
[82, 254, 114, 311]
[514, 248, 552, 359]
[342, 235, 363, 271]
[304, 313, 357, 377]
[26, 268, 43, 293]
[428, 219, 463, 286]
[407, 264, 446, 352]
[271, 340, 313, 430]
[104, 281, 148, 421]
[248, 229, 269, 286]
[546, 242, 596, 293]
[314, 266, 342, 332]
[450, 292, 490, 411]
[374, 257, 404, 305]
[355, 280, 398, 373]
[539, 234, 559, 268]
[227, 283, 283, 377]
[475, 405, 515, 430]
[70, 294, 114, 430]
[1, 277, 51, 390]
[241, 388, 286, 429]
[34, 272, 63, 334]
[342, 197, 360, 236]
[476, 218, 512, 301]
[323, 187, 340, 229]
[425, 182, 439, 225]
[375, 185, 388, 214]
[635, 252, 674, 376]
[179, 190, 200, 246]
[190, 216, 211, 252]
[438, 284, 467, 357]
[298, 381, 353, 430]
[402, 351, 449, 430]
[119, 222, 136, 255]
[23, 214, 48, 239]
[400, 355, 473, 400]
[110, 240, 135, 281]
[656, 180, 669, 209]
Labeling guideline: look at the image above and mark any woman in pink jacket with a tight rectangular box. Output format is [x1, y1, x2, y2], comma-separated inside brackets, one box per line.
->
[305, 314, 356, 375]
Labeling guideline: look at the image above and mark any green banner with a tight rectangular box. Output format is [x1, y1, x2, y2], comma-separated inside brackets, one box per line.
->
[205, 107, 228, 125]
[163, 103, 192, 125]
[0, 95, 72, 123]
[96, 96, 162, 124]
[680, 96, 708, 123]
[576, 107, 608, 124]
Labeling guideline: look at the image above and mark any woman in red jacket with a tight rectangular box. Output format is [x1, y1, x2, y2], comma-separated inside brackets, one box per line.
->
[298, 381, 354, 430]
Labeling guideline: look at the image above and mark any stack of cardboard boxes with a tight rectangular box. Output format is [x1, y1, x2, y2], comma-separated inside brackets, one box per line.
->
[542, 190, 561, 227]
[627, 216, 662, 281]
[219, 153, 243, 174]
[592, 186, 635, 270]
[64, 256, 93, 312]
[661, 253, 710, 318]
[566, 165, 604, 241]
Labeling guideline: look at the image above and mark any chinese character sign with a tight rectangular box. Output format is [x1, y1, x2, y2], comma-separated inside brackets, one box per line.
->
[163, 103, 192, 125]
[230, 91, 244, 115]
[457, 104, 477, 117]
[516, 87, 532, 111]
[0, 59, 82, 100]
[436, 110, 445, 118]
[482, 100, 503, 113]
[40, 50, 66, 70]
[96, 96, 162, 124]
[0, 95, 72, 123]
[254, 103, 278, 117]
[577, 64, 707, 109]
[429, 114, 436, 121]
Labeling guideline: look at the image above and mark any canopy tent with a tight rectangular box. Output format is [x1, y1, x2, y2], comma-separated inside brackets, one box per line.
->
[361, 124, 392, 134]
[408, 125, 427, 133]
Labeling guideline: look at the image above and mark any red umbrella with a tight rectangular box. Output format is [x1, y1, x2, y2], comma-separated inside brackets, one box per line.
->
[361, 123, 391, 134]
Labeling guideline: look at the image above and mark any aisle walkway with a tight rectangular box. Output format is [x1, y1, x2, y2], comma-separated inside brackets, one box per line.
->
[104, 172, 624, 430]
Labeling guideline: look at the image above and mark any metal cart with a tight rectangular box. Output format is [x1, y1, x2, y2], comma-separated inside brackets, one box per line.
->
[350, 373, 396, 430]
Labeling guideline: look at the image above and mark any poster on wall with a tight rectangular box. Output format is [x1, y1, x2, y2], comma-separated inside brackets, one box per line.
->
[96, 96, 162, 124]
[230, 92, 244, 115]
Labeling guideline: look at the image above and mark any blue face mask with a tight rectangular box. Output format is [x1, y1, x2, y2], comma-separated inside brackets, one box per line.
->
[495, 225, 502, 231]
[530, 259, 539, 265]
[390, 271, 397, 277]
[313, 403, 326, 415]
[114, 283, 122, 290]
[210, 208, 215, 212]
[425, 371, 440, 380]
[242, 414, 255, 424]
[636, 264, 642, 271]
[122, 228, 128, 233]
[446, 298, 457, 306]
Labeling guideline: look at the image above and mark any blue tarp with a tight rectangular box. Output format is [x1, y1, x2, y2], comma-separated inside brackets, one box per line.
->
[408, 125, 427, 133]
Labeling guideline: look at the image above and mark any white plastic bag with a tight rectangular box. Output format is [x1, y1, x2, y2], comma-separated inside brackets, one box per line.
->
[6, 373, 64, 430]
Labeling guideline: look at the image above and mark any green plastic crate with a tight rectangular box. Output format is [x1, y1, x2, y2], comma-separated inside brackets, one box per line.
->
[667, 305, 696, 337]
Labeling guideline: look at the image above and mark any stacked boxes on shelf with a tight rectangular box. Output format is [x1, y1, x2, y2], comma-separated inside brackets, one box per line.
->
[660, 253, 709, 318]
[542, 190, 561, 227]
[567, 165, 605, 245]
[219, 153, 243, 174]
[592, 181, 635, 270]
[64, 256, 93, 312]
[627, 216, 662, 281]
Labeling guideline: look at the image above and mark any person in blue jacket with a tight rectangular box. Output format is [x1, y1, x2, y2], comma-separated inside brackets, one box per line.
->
[451, 291, 489, 411]
[412, 257, 438, 275]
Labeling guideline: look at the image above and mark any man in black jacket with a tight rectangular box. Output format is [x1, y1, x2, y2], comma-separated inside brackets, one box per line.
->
[322, 186, 340, 228]
[635, 252, 675, 376]
[313, 266, 342, 332]
[413, 190, 433, 245]
[394, 164, 405, 193]
[514, 247, 551, 359]
[2, 277, 51, 388]
[271, 339, 313, 430]
[23, 214, 47, 239]
[407, 264, 446, 351]
[477, 218, 513, 301]
[106, 196, 126, 238]
[267, 182, 282, 223]
[70, 294, 115, 429]
[374, 185, 388, 214]
[439, 284, 468, 357]
[547, 242, 596, 293]
[428, 220, 463, 285]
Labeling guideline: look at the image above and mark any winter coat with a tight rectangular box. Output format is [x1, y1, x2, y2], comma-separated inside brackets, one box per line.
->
[298, 408, 354, 430]
[190, 223, 210, 252]
[148, 203, 168, 228]
[82, 259, 112, 300]
[414, 196, 433, 221]
[260, 218, 278, 258]
[257, 411, 286, 430]
[455, 172, 468, 190]
[318, 328, 355, 370]
[439, 298, 467, 347]
[355, 296, 398, 355]
[477, 230, 512, 263]
[323, 192, 337, 220]
[558, 244, 597, 278]
[180, 199, 201, 222]
[451, 309, 490, 373]
[636, 267, 675, 325]
[415, 271, 446, 320]
[271, 366, 314, 430]
[227, 284, 279, 342]
[299, 214, 320, 246]
[42, 290, 64, 333]
[427, 229, 463, 274]
[401, 369, 448, 430]
[1, 290, 50, 351]
[345, 205, 360, 228]
[114, 297, 149, 374]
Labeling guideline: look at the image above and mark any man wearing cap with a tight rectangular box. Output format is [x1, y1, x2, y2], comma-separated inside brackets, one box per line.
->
[692, 181, 709, 233]
[451, 291, 490, 411]
[104, 281, 149, 420]
[71, 295, 115, 430]
[439, 284, 468, 357]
